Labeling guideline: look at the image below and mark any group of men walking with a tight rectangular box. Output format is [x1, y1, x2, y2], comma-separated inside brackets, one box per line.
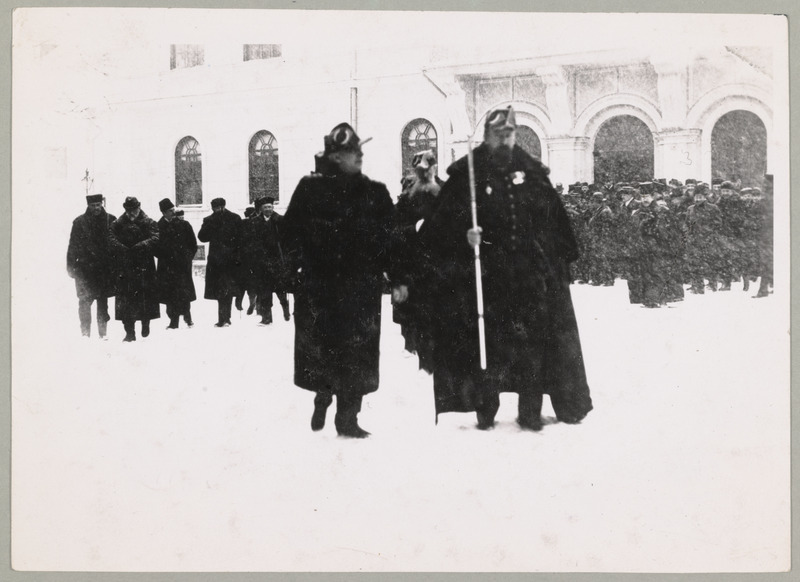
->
[67, 194, 290, 342]
[67, 106, 595, 437]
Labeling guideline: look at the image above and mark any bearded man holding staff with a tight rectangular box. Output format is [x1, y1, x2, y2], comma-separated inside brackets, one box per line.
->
[416, 106, 593, 431]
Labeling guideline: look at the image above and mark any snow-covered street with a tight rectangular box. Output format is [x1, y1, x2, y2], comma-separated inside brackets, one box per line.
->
[11, 272, 789, 572]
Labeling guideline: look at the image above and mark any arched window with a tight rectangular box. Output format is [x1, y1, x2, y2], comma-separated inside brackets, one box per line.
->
[515, 125, 542, 159]
[175, 136, 202, 206]
[593, 115, 654, 185]
[402, 118, 438, 177]
[711, 110, 767, 188]
[249, 130, 280, 203]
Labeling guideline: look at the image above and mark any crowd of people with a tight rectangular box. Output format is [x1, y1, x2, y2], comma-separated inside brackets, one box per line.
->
[66, 106, 773, 438]
[557, 176, 774, 307]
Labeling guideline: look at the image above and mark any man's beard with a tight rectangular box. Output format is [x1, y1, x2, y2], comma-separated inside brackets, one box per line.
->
[491, 145, 513, 170]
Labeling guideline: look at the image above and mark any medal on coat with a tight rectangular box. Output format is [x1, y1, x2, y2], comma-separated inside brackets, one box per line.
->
[485, 185, 492, 195]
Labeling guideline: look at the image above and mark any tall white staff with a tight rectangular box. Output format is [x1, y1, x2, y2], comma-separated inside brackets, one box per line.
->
[466, 131, 487, 370]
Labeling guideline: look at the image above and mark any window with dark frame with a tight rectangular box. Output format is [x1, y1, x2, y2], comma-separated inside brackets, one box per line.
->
[249, 130, 280, 203]
[711, 110, 768, 188]
[170, 45, 205, 70]
[401, 118, 438, 177]
[175, 136, 202, 206]
[243, 44, 282, 61]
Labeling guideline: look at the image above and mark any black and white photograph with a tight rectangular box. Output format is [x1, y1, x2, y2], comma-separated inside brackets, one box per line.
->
[10, 7, 790, 573]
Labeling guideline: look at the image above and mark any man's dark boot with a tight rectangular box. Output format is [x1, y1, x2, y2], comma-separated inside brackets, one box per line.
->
[123, 321, 136, 342]
[167, 315, 179, 329]
[281, 301, 291, 321]
[311, 391, 333, 431]
[335, 395, 370, 438]
[141, 320, 150, 337]
[259, 311, 273, 326]
[518, 390, 544, 431]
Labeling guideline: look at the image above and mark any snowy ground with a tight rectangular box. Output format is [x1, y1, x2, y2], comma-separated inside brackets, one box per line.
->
[11, 274, 790, 572]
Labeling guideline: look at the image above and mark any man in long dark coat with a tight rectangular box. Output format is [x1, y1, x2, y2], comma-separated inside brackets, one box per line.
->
[109, 197, 160, 342]
[242, 196, 291, 326]
[417, 106, 593, 431]
[281, 122, 396, 438]
[155, 198, 197, 329]
[198, 197, 242, 327]
[66, 194, 116, 338]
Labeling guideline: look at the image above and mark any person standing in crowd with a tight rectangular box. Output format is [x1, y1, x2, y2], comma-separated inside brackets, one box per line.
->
[281, 122, 396, 438]
[66, 193, 117, 339]
[109, 197, 160, 342]
[755, 174, 774, 298]
[198, 197, 243, 327]
[242, 196, 291, 326]
[416, 106, 593, 431]
[716, 180, 745, 291]
[155, 198, 198, 329]
[392, 149, 443, 373]
[684, 183, 722, 294]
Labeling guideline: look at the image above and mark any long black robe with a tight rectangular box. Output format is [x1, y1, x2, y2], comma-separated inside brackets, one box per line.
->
[419, 144, 593, 422]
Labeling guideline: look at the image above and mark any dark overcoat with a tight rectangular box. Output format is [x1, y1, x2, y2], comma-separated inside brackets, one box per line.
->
[197, 209, 243, 300]
[66, 208, 117, 300]
[391, 177, 443, 373]
[241, 212, 286, 294]
[109, 211, 160, 321]
[281, 171, 394, 396]
[419, 143, 593, 421]
[155, 217, 197, 305]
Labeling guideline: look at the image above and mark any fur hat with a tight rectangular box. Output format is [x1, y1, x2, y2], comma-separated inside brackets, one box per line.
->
[158, 198, 175, 212]
[210, 197, 226, 208]
[86, 194, 104, 204]
[122, 196, 141, 210]
[255, 196, 275, 209]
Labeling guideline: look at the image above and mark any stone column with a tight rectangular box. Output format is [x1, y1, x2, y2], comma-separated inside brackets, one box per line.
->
[653, 129, 702, 183]
[536, 65, 573, 136]
[545, 137, 592, 186]
[650, 57, 689, 130]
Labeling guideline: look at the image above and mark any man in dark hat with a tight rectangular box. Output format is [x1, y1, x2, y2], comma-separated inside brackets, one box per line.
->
[415, 105, 593, 431]
[66, 194, 117, 338]
[109, 197, 160, 341]
[198, 197, 243, 327]
[155, 198, 198, 329]
[242, 196, 291, 325]
[281, 122, 396, 438]
[684, 183, 723, 294]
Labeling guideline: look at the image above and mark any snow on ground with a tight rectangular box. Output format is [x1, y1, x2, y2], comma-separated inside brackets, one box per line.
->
[11, 274, 789, 572]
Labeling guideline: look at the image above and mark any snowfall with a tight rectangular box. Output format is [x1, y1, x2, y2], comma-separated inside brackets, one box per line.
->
[10, 260, 790, 573]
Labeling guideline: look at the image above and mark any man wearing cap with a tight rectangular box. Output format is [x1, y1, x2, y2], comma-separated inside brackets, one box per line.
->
[684, 183, 723, 294]
[416, 105, 593, 431]
[198, 198, 243, 327]
[281, 122, 396, 438]
[716, 180, 745, 291]
[242, 196, 291, 325]
[109, 197, 160, 341]
[66, 194, 117, 338]
[155, 198, 198, 329]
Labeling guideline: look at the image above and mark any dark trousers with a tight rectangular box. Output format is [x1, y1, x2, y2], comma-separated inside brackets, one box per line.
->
[217, 295, 233, 324]
[78, 296, 109, 337]
[334, 393, 364, 433]
[166, 301, 192, 326]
